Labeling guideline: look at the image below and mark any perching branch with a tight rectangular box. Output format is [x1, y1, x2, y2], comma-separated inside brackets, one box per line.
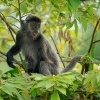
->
[81, 18, 100, 74]
[88, 18, 100, 53]
[50, 36, 66, 68]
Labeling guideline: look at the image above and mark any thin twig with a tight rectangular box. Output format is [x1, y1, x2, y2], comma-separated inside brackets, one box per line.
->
[50, 35, 66, 68]
[9, 23, 19, 29]
[0, 55, 6, 60]
[8, 28, 15, 42]
[88, 18, 100, 53]
[7, 16, 20, 22]
[8, 4, 18, 10]
[18, 0, 22, 24]
[93, 39, 100, 44]
[0, 13, 16, 34]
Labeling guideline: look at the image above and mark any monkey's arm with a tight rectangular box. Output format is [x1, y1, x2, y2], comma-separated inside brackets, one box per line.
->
[6, 31, 21, 68]
[61, 56, 81, 73]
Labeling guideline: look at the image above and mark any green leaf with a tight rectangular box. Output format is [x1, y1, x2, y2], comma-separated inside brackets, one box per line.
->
[3, 0, 7, 4]
[46, 80, 54, 89]
[56, 87, 66, 95]
[1, 85, 13, 96]
[20, 3, 27, 13]
[91, 78, 97, 87]
[28, 0, 33, 3]
[59, 12, 66, 17]
[68, 0, 80, 11]
[34, 0, 42, 7]
[9, 87, 24, 100]
[31, 89, 37, 99]
[0, 96, 4, 100]
[21, 91, 31, 100]
[67, 22, 74, 29]
[74, 19, 78, 35]
[81, 18, 87, 31]
[51, 91, 60, 100]
[5, 82, 23, 90]
[51, 1, 59, 9]
[89, 63, 93, 71]
[35, 80, 52, 88]
[74, 12, 83, 19]
[96, 73, 100, 83]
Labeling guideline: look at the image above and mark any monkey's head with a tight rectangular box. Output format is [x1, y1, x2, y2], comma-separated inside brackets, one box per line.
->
[25, 14, 41, 39]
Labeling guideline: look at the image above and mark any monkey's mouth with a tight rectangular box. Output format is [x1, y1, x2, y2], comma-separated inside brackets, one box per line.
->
[32, 31, 38, 35]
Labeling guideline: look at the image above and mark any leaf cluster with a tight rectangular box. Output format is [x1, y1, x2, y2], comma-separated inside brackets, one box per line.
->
[0, 71, 100, 100]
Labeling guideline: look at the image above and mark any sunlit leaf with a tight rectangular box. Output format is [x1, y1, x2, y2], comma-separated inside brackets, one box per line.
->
[81, 18, 87, 31]
[96, 73, 100, 83]
[1, 85, 13, 96]
[88, 63, 93, 71]
[21, 91, 31, 100]
[51, 91, 60, 100]
[34, 0, 42, 7]
[67, 21, 74, 29]
[74, 19, 78, 35]
[20, 3, 27, 13]
[31, 89, 37, 100]
[56, 87, 66, 95]
[88, 83, 94, 93]
[0, 96, 4, 100]
[68, 0, 80, 11]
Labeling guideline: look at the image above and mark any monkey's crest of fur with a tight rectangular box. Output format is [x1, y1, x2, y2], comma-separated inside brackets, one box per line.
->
[26, 14, 41, 23]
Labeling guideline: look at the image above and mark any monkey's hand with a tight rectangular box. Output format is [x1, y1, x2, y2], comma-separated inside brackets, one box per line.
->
[6, 53, 15, 68]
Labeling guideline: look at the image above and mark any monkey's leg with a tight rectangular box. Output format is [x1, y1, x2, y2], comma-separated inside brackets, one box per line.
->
[39, 61, 51, 75]
[26, 58, 37, 75]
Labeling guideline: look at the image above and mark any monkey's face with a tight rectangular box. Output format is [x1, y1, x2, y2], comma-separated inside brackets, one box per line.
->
[28, 21, 41, 39]
[28, 21, 40, 35]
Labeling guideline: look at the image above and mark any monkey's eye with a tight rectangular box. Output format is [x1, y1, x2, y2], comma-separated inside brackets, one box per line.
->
[30, 22, 35, 26]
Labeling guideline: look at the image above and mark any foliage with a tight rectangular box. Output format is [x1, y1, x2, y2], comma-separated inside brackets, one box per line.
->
[0, 0, 100, 99]
[0, 71, 100, 100]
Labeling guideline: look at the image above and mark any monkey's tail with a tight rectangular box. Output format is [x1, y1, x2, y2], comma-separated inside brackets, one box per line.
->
[61, 56, 82, 73]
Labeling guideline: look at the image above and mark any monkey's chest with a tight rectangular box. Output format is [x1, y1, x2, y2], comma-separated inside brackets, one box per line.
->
[21, 37, 38, 58]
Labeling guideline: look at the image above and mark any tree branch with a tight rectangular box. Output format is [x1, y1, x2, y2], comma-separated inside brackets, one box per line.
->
[50, 35, 66, 68]
[88, 18, 100, 53]
[7, 16, 20, 22]
[81, 19, 100, 74]
[18, 0, 22, 24]
[0, 12, 16, 34]
[93, 39, 100, 44]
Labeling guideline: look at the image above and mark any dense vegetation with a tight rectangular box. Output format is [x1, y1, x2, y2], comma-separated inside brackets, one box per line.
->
[0, 0, 100, 99]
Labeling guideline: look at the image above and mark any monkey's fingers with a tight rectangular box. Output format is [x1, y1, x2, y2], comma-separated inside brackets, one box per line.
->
[7, 61, 16, 68]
